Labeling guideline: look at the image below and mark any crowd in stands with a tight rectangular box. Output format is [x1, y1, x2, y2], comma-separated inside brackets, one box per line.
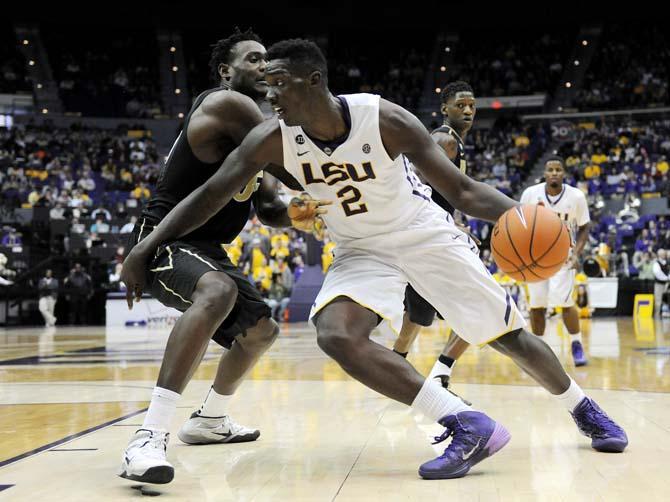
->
[43, 30, 162, 118]
[0, 122, 161, 288]
[443, 30, 573, 97]
[575, 26, 669, 111]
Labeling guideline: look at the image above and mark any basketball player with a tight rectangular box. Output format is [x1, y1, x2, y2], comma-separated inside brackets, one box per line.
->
[121, 40, 627, 480]
[118, 30, 324, 484]
[520, 156, 590, 366]
[392, 81, 474, 389]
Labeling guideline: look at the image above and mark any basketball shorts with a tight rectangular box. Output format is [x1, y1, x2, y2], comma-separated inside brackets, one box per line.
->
[527, 266, 576, 309]
[128, 217, 271, 348]
[310, 205, 526, 346]
[404, 284, 443, 327]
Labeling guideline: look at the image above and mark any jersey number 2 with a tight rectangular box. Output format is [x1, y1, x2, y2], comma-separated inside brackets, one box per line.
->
[337, 186, 368, 216]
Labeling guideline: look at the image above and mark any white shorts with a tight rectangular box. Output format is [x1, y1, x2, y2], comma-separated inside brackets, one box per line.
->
[527, 266, 576, 309]
[310, 205, 526, 346]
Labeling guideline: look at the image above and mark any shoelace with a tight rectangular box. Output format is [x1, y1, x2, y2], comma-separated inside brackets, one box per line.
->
[432, 426, 455, 445]
[134, 432, 168, 460]
[579, 402, 622, 438]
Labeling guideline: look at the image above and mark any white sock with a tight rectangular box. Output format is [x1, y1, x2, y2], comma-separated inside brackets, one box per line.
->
[570, 332, 583, 344]
[142, 386, 180, 432]
[199, 387, 233, 417]
[555, 377, 587, 412]
[428, 359, 452, 380]
[411, 378, 471, 422]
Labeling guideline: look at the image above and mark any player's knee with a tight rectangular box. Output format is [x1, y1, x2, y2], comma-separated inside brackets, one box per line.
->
[490, 328, 534, 361]
[242, 317, 279, 352]
[192, 275, 238, 321]
[316, 326, 357, 360]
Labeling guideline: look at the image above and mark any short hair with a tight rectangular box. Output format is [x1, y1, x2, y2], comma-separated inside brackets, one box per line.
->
[266, 38, 328, 81]
[441, 81, 474, 104]
[209, 27, 263, 83]
[545, 155, 566, 168]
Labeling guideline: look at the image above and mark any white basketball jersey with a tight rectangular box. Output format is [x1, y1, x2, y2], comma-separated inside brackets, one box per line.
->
[520, 182, 590, 242]
[279, 94, 429, 242]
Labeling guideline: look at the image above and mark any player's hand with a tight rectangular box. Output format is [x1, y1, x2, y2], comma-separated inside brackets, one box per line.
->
[567, 255, 579, 270]
[455, 222, 481, 246]
[120, 245, 151, 309]
[288, 193, 332, 239]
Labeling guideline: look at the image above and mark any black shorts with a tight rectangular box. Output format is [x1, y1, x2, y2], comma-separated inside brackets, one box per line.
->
[404, 284, 443, 327]
[128, 219, 271, 349]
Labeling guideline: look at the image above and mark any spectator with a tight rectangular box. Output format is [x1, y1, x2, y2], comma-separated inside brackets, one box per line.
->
[265, 273, 291, 321]
[91, 205, 112, 221]
[120, 216, 137, 234]
[64, 263, 92, 325]
[38, 269, 59, 327]
[1, 228, 22, 247]
[90, 218, 110, 234]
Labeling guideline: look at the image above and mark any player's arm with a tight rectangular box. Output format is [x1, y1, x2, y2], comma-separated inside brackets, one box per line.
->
[253, 173, 291, 227]
[433, 132, 459, 161]
[188, 91, 265, 156]
[379, 99, 517, 222]
[121, 120, 283, 307]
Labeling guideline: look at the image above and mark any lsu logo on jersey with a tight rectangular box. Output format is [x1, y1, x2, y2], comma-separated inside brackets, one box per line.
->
[301, 162, 376, 216]
[233, 173, 263, 202]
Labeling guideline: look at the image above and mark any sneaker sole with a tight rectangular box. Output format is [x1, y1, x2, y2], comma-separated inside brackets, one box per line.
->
[419, 422, 511, 480]
[575, 360, 588, 367]
[178, 430, 260, 445]
[592, 437, 628, 453]
[119, 465, 174, 484]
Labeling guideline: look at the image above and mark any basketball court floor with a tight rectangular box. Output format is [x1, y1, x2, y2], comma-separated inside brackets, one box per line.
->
[0, 316, 669, 500]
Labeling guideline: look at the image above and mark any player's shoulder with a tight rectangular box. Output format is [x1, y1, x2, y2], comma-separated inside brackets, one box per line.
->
[341, 93, 379, 107]
[199, 89, 260, 120]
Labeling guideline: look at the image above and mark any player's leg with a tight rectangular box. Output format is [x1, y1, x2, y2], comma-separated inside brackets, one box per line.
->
[406, 227, 627, 455]
[527, 278, 548, 335]
[120, 243, 239, 484]
[312, 247, 511, 480]
[428, 332, 470, 389]
[179, 256, 276, 445]
[393, 313, 422, 357]
[393, 285, 435, 357]
[552, 269, 587, 366]
[179, 318, 277, 445]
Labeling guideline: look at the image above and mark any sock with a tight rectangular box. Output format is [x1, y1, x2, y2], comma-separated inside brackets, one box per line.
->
[393, 349, 409, 359]
[199, 386, 233, 417]
[411, 378, 471, 422]
[555, 377, 587, 412]
[142, 386, 180, 432]
[570, 332, 583, 344]
[439, 355, 456, 368]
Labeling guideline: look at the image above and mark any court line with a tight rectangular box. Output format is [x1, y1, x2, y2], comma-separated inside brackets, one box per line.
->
[332, 412, 384, 501]
[49, 449, 99, 452]
[0, 407, 147, 469]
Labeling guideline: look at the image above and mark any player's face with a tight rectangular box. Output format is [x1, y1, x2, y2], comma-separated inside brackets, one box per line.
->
[225, 41, 268, 100]
[544, 161, 565, 188]
[442, 91, 476, 131]
[265, 59, 312, 126]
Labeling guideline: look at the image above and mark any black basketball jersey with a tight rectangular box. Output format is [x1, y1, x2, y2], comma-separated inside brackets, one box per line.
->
[429, 124, 467, 215]
[143, 88, 261, 243]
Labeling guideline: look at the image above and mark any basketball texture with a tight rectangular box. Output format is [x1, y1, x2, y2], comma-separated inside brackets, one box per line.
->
[491, 204, 570, 283]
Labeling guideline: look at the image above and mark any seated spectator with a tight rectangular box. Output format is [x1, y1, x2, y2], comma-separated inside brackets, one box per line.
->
[131, 182, 151, 202]
[91, 205, 112, 221]
[50, 203, 67, 220]
[1, 228, 22, 247]
[265, 273, 291, 321]
[120, 216, 137, 234]
[90, 218, 110, 234]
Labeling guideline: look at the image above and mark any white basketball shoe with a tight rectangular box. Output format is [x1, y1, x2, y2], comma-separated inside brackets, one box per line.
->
[118, 429, 174, 484]
[178, 411, 260, 445]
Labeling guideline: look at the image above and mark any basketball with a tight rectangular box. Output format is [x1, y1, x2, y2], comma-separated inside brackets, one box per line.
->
[491, 204, 571, 283]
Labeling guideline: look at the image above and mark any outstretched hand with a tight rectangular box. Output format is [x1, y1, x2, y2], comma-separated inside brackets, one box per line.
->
[288, 193, 332, 240]
[120, 246, 151, 309]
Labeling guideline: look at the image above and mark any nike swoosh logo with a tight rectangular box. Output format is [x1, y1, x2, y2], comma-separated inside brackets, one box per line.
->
[297, 151, 309, 156]
[212, 431, 232, 437]
[462, 439, 481, 460]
